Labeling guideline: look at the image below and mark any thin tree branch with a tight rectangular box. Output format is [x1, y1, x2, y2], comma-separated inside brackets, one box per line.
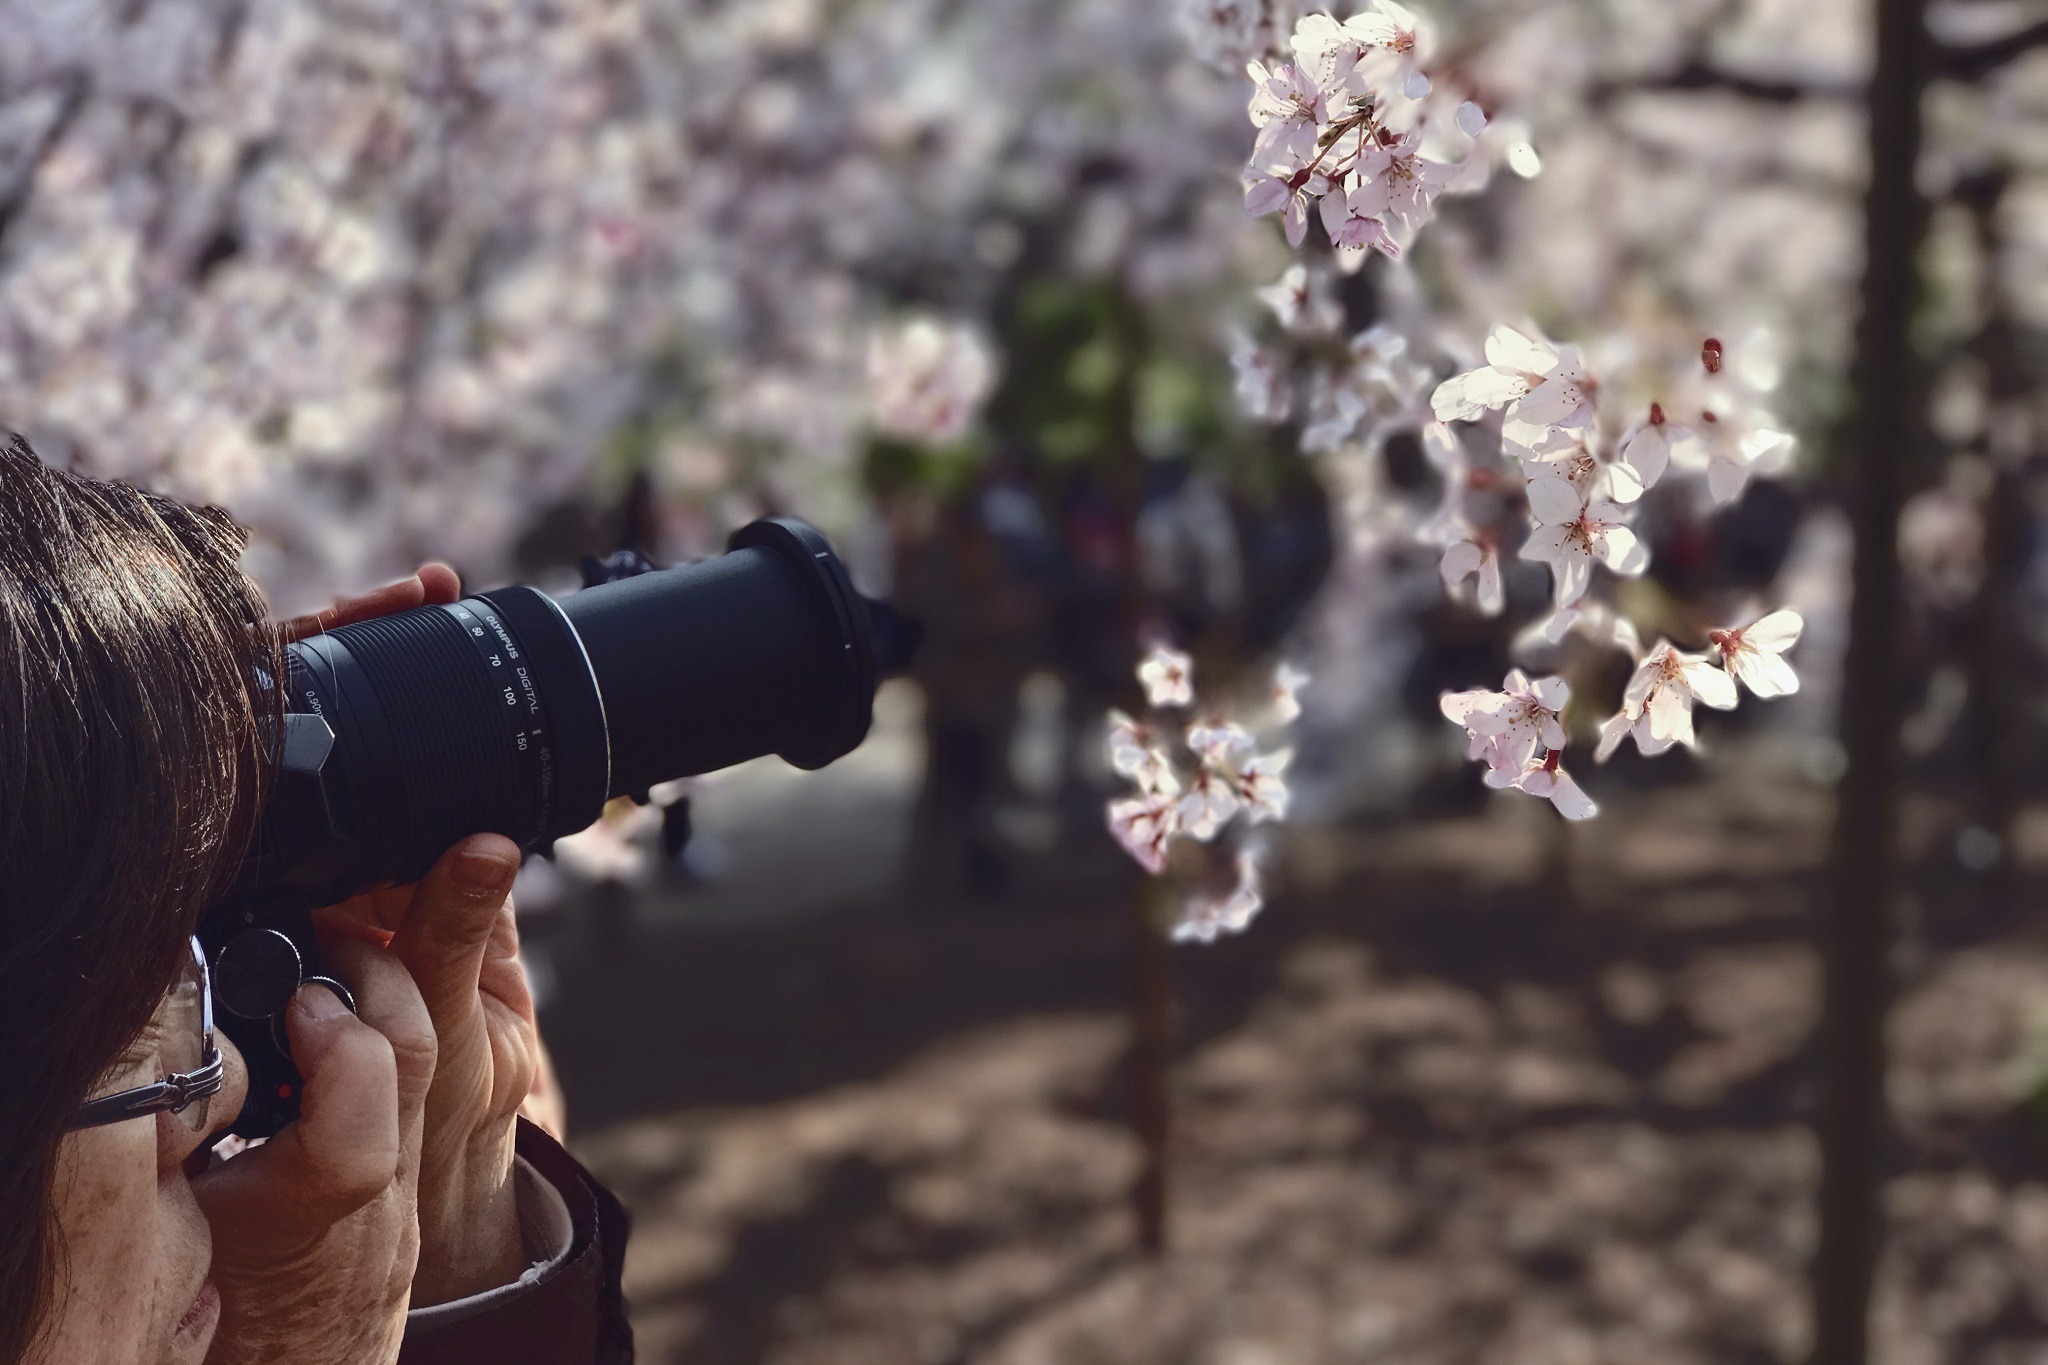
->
[1939, 18, 2048, 80]
[1589, 60, 1860, 107]
[0, 71, 91, 249]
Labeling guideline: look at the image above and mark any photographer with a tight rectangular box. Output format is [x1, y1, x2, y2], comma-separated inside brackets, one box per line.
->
[0, 438, 631, 1365]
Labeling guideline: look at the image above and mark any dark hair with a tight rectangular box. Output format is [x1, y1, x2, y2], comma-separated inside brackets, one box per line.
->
[0, 436, 280, 1360]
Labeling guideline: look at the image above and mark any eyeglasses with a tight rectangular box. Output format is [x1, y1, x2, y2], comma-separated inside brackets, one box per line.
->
[68, 937, 224, 1133]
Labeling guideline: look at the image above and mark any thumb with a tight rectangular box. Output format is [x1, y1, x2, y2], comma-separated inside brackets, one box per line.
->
[194, 986, 399, 1253]
[389, 834, 520, 1025]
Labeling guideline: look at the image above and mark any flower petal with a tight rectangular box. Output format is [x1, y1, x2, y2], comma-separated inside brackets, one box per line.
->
[1549, 545, 1591, 607]
[1745, 610, 1805, 653]
[1682, 660, 1739, 710]
[1524, 474, 1584, 526]
[1594, 524, 1640, 572]
[1477, 552, 1504, 615]
[1439, 540, 1483, 585]
[1484, 325, 1555, 375]
[1733, 648, 1800, 698]
[1645, 685, 1697, 747]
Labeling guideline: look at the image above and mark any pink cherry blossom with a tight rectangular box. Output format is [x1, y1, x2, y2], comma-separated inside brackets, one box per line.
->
[1498, 750, 1599, 821]
[1357, 129, 1456, 230]
[1440, 669, 1570, 776]
[1108, 792, 1180, 875]
[1108, 709, 1181, 795]
[1246, 59, 1328, 170]
[1318, 184, 1401, 257]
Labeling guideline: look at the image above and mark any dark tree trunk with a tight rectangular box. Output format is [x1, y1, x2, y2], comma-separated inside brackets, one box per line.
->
[1809, 0, 1931, 1359]
[1126, 877, 1173, 1254]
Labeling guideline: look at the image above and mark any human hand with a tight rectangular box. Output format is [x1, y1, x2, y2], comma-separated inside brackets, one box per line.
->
[319, 836, 538, 1306]
[276, 563, 462, 642]
[195, 945, 435, 1365]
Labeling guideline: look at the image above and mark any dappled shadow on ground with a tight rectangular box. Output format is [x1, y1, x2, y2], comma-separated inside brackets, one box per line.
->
[554, 754, 2048, 1363]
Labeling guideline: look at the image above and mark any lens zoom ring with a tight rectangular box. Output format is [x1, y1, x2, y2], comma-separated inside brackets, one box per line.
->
[327, 609, 540, 866]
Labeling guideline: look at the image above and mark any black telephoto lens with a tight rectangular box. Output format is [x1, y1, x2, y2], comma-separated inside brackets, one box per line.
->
[203, 516, 909, 1136]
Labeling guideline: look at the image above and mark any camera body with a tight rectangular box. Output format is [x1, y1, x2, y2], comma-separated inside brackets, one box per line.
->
[201, 518, 906, 1137]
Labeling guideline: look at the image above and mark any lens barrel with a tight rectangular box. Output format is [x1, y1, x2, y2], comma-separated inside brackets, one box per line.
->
[563, 517, 879, 795]
[233, 516, 887, 907]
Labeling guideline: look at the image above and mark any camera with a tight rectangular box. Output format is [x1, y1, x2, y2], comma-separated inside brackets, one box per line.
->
[200, 518, 914, 1137]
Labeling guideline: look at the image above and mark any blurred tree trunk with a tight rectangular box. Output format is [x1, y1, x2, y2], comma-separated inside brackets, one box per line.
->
[1127, 876, 1173, 1254]
[1809, 0, 1931, 1358]
[1959, 169, 2030, 872]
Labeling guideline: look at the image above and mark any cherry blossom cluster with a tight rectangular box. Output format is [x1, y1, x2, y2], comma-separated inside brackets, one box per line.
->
[1105, 647, 1307, 943]
[0, 0, 1257, 613]
[1238, 4, 1538, 263]
[867, 318, 1000, 446]
[1426, 327, 1806, 810]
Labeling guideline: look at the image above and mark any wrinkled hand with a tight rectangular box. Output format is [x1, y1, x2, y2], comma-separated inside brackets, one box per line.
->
[319, 836, 538, 1306]
[194, 564, 465, 1364]
[196, 949, 434, 1365]
[290, 563, 542, 1304]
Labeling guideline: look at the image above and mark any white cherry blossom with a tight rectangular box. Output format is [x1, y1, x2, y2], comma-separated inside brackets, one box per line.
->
[1514, 602, 1643, 662]
[1178, 0, 1267, 71]
[1440, 537, 1505, 615]
[1271, 663, 1311, 723]
[1510, 428, 1599, 498]
[1518, 477, 1643, 607]
[1176, 765, 1241, 841]
[869, 318, 999, 445]
[1255, 264, 1340, 334]
[1231, 335, 1294, 421]
[1187, 719, 1256, 766]
[1172, 850, 1264, 944]
[1234, 748, 1294, 823]
[1596, 642, 1738, 760]
[1292, 3, 1431, 103]
[1138, 644, 1195, 708]
[1708, 611, 1804, 698]
[1107, 710, 1180, 795]
[1615, 402, 1686, 501]
[1697, 407, 1797, 504]
[1430, 326, 1594, 431]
